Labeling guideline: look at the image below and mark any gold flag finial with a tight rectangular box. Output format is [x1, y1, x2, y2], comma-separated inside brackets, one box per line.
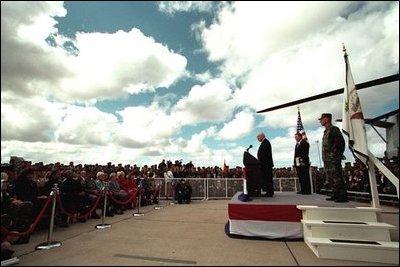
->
[297, 106, 300, 112]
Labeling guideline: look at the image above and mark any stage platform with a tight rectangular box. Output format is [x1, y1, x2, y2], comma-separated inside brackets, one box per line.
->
[228, 191, 369, 240]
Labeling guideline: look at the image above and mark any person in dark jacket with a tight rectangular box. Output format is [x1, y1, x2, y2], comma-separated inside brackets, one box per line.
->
[257, 132, 274, 197]
[294, 132, 311, 194]
[175, 179, 191, 204]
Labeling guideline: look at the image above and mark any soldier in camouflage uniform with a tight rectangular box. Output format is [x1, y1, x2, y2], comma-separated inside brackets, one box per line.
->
[319, 113, 348, 202]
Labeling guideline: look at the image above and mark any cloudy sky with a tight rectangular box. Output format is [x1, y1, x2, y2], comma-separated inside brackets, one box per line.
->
[1, 1, 399, 169]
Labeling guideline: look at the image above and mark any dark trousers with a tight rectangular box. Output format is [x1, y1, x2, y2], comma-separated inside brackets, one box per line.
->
[261, 165, 274, 196]
[296, 165, 311, 194]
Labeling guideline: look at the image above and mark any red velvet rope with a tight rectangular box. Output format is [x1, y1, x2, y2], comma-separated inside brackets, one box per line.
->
[2, 185, 155, 238]
[1, 194, 53, 237]
[107, 188, 138, 205]
[56, 192, 103, 219]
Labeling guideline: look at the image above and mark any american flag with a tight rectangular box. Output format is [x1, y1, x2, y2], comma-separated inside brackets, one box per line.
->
[223, 159, 229, 176]
[297, 107, 308, 142]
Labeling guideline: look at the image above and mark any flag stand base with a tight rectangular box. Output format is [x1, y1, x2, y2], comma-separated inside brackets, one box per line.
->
[35, 241, 62, 250]
[95, 223, 111, 229]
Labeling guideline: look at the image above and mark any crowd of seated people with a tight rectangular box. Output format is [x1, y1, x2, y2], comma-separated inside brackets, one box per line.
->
[342, 157, 398, 195]
[1, 155, 398, 260]
[0, 163, 143, 260]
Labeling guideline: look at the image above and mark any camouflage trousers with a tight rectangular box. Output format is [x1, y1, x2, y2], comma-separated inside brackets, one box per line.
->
[323, 160, 347, 198]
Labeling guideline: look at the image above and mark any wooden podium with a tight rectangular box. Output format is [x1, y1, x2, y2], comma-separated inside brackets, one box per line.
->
[243, 151, 262, 197]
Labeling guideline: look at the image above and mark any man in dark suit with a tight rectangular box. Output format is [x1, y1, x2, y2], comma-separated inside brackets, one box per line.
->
[294, 132, 311, 194]
[257, 132, 274, 197]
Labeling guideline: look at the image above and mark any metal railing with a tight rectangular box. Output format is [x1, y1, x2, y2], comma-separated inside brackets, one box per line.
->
[320, 188, 398, 206]
[149, 177, 397, 205]
[151, 177, 300, 200]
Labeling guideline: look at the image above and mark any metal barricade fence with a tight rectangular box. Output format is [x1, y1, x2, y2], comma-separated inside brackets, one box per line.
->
[151, 177, 300, 200]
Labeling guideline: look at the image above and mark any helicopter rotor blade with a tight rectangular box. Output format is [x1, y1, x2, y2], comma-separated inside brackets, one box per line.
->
[256, 73, 399, 113]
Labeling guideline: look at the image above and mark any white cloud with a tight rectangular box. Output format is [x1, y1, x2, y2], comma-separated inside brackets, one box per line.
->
[1, 92, 63, 142]
[158, 1, 214, 15]
[1, 2, 188, 103]
[0, 140, 150, 166]
[185, 130, 209, 154]
[58, 29, 188, 101]
[62, 28, 187, 99]
[56, 106, 118, 145]
[199, 2, 353, 77]
[1, 2, 71, 97]
[194, 71, 212, 83]
[116, 101, 181, 147]
[172, 79, 236, 124]
[200, 1, 399, 149]
[218, 109, 255, 140]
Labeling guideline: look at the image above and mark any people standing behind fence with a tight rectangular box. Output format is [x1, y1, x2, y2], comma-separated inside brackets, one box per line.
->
[376, 170, 396, 194]
[164, 166, 174, 200]
[172, 164, 183, 178]
[158, 159, 167, 175]
[175, 179, 192, 204]
[294, 132, 311, 195]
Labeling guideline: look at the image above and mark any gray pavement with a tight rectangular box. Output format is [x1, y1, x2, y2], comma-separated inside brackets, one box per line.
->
[9, 199, 399, 266]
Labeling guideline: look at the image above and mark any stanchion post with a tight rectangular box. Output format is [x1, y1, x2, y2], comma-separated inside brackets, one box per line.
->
[36, 184, 62, 250]
[154, 180, 162, 210]
[133, 180, 144, 216]
[170, 179, 176, 205]
[95, 182, 111, 229]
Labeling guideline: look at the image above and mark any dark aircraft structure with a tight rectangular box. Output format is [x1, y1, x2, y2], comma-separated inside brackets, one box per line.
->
[256, 74, 399, 158]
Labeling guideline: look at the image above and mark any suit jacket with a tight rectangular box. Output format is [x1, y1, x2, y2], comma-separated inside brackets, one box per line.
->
[294, 139, 310, 166]
[257, 138, 274, 167]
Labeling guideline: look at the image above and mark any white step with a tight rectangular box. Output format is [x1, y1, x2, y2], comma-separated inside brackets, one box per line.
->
[297, 205, 381, 221]
[302, 219, 394, 241]
[306, 237, 399, 264]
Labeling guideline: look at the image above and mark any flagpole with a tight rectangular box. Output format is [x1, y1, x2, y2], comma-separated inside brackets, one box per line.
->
[367, 154, 380, 208]
[315, 140, 322, 168]
[342, 44, 380, 208]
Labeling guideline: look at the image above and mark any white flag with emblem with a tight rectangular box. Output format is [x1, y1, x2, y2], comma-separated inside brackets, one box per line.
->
[342, 45, 369, 165]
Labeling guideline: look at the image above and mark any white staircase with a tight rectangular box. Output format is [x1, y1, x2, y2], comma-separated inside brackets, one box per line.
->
[297, 205, 399, 264]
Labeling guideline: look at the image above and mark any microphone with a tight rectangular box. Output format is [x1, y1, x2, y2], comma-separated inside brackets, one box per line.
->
[246, 144, 253, 152]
